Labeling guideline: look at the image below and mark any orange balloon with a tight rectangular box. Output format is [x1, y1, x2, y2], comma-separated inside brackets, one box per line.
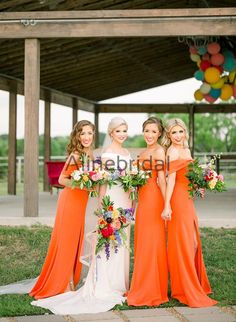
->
[204, 67, 221, 84]
[220, 84, 233, 100]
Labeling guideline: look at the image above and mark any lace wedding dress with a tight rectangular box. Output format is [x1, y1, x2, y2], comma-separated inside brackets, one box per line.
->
[30, 152, 132, 314]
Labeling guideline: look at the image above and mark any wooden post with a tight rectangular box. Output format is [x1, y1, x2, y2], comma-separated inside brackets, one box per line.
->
[72, 98, 78, 128]
[43, 99, 51, 192]
[24, 39, 40, 217]
[189, 105, 195, 157]
[94, 105, 99, 148]
[8, 89, 17, 195]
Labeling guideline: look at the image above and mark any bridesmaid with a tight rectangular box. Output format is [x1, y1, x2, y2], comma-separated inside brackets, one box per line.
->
[127, 117, 169, 306]
[161, 118, 217, 308]
[30, 120, 95, 299]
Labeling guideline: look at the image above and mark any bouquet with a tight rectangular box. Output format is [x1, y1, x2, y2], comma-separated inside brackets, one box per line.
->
[71, 155, 110, 197]
[186, 157, 226, 198]
[118, 161, 151, 200]
[94, 195, 134, 259]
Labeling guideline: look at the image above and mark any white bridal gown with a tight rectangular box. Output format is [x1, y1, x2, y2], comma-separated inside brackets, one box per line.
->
[31, 152, 132, 314]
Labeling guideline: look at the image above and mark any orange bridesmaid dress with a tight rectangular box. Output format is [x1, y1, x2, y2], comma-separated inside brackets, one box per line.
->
[167, 159, 217, 307]
[127, 164, 169, 306]
[30, 163, 89, 299]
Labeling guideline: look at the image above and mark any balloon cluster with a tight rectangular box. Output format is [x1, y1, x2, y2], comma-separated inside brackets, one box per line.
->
[190, 42, 236, 103]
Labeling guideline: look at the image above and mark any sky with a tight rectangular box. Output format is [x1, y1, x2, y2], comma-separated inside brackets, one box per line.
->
[0, 77, 200, 138]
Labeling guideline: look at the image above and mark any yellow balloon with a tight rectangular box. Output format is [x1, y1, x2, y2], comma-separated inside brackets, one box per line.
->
[194, 89, 203, 101]
[220, 84, 233, 100]
[197, 60, 201, 68]
[211, 77, 225, 89]
[205, 67, 221, 84]
[229, 71, 236, 83]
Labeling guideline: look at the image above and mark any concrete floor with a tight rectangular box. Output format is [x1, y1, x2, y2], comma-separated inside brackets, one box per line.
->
[0, 188, 235, 227]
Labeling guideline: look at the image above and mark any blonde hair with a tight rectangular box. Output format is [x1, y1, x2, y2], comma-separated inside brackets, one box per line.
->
[142, 117, 165, 140]
[108, 117, 128, 136]
[66, 120, 95, 155]
[162, 118, 189, 149]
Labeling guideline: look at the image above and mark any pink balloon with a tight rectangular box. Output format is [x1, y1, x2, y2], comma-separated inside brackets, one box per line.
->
[211, 53, 225, 66]
[202, 53, 210, 61]
[233, 85, 236, 99]
[204, 94, 217, 103]
[207, 42, 221, 55]
[189, 46, 198, 54]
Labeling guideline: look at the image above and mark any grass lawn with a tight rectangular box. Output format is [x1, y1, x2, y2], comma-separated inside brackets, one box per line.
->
[0, 225, 235, 317]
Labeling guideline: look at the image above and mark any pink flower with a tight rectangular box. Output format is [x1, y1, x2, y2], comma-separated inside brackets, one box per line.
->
[217, 174, 224, 182]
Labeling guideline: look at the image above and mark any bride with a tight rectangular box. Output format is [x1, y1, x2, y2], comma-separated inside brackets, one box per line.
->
[30, 117, 133, 314]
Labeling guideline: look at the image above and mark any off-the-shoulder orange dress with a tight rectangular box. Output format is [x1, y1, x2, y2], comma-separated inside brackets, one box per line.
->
[30, 163, 89, 299]
[167, 159, 217, 307]
[127, 164, 168, 306]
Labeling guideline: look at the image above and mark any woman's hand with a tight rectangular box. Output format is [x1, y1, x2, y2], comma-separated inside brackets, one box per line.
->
[161, 205, 172, 221]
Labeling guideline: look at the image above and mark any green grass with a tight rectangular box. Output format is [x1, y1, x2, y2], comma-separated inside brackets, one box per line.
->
[0, 225, 235, 317]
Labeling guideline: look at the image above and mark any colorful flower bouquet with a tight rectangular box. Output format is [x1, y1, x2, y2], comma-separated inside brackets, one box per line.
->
[186, 157, 226, 198]
[94, 195, 134, 259]
[118, 161, 151, 200]
[71, 155, 110, 197]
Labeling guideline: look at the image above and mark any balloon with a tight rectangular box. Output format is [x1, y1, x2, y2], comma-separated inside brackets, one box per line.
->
[233, 85, 236, 99]
[198, 46, 207, 55]
[200, 60, 211, 71]
[194, 70, 205, 81]
[204, 94, 217, 103]
[197, 60, 201, 68]
[194, 89, 203, 101]
[207, 42, 221, 55]
[223, 57, 236, 72]
[204, 67, 221, 84]
[220, 84, 233, 100]
[211, 77, 225, 89]
[210, 53, 224, 66]
[189, 46, 198, 54]
[202, 53, 210, 61]
[222, 49, 234, 58]
[229, 71, 236, 83]
[210, 88, 221, 99]
[190, 54, 201, 62]
[200, 82, 211, 94]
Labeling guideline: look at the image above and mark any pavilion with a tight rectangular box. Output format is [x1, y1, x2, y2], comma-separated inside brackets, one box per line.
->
[0, 0, 235, 216]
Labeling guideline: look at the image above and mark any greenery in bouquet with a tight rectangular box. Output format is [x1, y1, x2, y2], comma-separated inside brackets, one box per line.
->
[94, 196, 134, 259]
[186, 156, 226, 198]
[118, 161, 151, 200]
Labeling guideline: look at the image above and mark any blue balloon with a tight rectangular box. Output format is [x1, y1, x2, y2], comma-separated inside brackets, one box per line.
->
[210, 88, 221, 99]
[194, 70, 205, 81]
[222, 50, 234, 58]
[198, 46, 207, 55]
[223, 57, 236, 72]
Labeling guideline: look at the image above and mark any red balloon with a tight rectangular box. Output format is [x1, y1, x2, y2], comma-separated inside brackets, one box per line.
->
[214, 65, 224, 74]
[200, 60, 211, 71]
[211, 53, 225, 66]
[204, 94, 217, 103]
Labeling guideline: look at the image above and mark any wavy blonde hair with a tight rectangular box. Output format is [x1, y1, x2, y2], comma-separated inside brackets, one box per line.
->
[66, 120, 95, 155]
[161, 118, 189, 149]
[142, 116, 165, 141]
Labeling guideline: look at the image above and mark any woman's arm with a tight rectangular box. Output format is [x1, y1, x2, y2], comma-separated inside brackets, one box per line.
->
[161, 148, 179, 220]
[154, 148, 166, 199]
[58, 152, 80, 187]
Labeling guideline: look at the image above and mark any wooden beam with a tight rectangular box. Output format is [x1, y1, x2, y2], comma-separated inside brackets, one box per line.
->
[0, 9, 235, 38]
[24, 39, 40, 217]
[8, 89, 17, 195]
[72, 97, 78, 128]
[0, 73, 96, 111]
[98, 103, 236, 114]
[189, 105, 195, 156]
[94, 105, 99, 148]
[43, 99, 51, 192]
